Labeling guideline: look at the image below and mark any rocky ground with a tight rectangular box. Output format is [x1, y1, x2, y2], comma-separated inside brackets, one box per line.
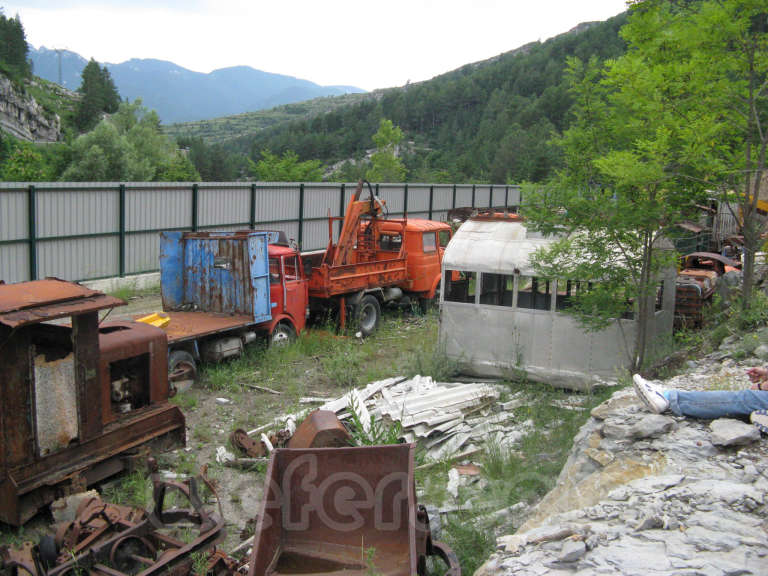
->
[476, 345, 768, 575]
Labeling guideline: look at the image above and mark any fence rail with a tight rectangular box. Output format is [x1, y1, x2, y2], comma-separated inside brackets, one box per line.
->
[0, 181, 520, 284]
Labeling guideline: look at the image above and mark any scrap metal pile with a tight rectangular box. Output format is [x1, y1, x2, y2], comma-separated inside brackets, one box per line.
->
[227, 376, 508, 463]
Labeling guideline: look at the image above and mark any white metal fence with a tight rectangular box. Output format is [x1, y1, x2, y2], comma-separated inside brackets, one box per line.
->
[0, 181, 520, 283]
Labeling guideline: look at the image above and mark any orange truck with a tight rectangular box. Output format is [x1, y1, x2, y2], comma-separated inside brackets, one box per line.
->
[301, 181, 452, 335]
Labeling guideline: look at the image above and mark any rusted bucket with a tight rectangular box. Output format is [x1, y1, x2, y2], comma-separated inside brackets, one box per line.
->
[249, 444, 459, 576]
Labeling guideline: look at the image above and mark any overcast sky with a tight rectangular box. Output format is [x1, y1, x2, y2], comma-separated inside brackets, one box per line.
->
[6, 0, 628, 91]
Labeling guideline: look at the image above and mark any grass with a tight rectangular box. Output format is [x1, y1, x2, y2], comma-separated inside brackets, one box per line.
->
[101, 471, 151, 509]
[107, 283, 161, 302]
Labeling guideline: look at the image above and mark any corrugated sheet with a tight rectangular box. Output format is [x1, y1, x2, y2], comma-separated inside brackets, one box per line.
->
[0, 189, 27, 241]
[0, 244, 28, 282]
[198, 185, 250, 226]
[38, 236, 119, 279]
[474, 185, 491, 208]
[303, 184, 341, 219]
[37, 188, 118, 238]
[126, 186, 191, 231]
[0, 181, 509, 284]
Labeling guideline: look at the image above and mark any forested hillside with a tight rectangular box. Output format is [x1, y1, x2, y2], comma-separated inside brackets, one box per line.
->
[217, 14, 627, 183]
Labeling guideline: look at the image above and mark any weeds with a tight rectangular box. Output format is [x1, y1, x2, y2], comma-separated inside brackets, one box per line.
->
[101, 471, 151, 509]
[347, 393, 403, 445]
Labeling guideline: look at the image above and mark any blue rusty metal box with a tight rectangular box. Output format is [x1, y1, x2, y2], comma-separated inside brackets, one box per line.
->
[160, 231, 273, 323]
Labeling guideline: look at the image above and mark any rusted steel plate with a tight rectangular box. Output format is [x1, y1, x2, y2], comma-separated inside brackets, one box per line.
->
[153, 310, 255, 343]
[0, 279, 124, 328]
[288, 410, 351, 449]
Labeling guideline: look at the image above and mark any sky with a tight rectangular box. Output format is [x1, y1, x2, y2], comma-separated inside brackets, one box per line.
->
[6, 0, 629, 91]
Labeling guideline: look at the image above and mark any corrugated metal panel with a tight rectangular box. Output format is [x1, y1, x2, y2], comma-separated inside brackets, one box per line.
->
[0, 189, 27, 241]
[377, 185, 404, 214]
[303, 220, 331, 251]
[126, 186, 191, 231]
[0, 243, 29, 283]
[433, 186, 453, 211]
[432, 210, 449, 222]
[198, 185, 250, 226]
[406, 185, 430, 212]
[304, 184, 340, 219]
[36, 188, 118, 238]
[508, 186, 522, 206]
[253, 221, 300, 243]
[125, 232, 160, 274]
[455, 185, 474, 208]
[475, 185, 491, 208]
[254, 184, 298, 222]
[408, 211, 430, 221]
[37, 236, 118, 280]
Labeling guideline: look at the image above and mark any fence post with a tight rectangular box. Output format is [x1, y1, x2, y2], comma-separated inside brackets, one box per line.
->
[505, 185, 509, 210]
[119, 184, 126, 277]
[298, 183, 305, 249]
[452, 183, 457, 209]
[471, 184, 476, 208]
[338, 183, 346, 238]
[249, 183, 256, 229]
[489, 185, 494, 208]
[428, 185, 434, 220]
[403, 183, 408, 217]
[191, 183, 199, 231]
[27, 184, 36, 281]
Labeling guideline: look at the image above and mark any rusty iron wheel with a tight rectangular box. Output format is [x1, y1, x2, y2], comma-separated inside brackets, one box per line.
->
[168, 350, 197, 396]
[109, 535, 156, 573]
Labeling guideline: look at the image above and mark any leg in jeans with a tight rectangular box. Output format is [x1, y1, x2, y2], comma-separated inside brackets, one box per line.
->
[666, 389, 768, 419]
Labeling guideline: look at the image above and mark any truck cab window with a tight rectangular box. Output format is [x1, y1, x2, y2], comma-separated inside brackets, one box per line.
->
[378, 234, 402, 252]
[284, 256, 299, 281]
[269, 258, 281, 284]
[422, 232, 437, 253]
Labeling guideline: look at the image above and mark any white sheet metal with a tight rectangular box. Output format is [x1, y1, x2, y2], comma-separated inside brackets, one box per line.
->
[442, 220, 550, 275]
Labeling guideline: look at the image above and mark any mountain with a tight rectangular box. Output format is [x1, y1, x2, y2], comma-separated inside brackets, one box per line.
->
[211, 15, 628, 184]
[28, 47, 366, 124]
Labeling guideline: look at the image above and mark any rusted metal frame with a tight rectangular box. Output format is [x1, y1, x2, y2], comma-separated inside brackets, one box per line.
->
[73, 312, 103, 441]
[28, 184, 37, 280]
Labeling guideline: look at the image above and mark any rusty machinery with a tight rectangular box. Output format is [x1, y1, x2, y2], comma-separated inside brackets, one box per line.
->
[0, 462, 225, 575]
[0, 279, 185, 526]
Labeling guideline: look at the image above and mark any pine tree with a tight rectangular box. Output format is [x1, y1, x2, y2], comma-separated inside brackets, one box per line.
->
[75, 59, 121, 132]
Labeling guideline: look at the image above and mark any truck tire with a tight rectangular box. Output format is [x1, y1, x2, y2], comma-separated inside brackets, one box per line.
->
[168, 350, 197, 396]
[419, 281, 440, 314]
[270, 321, 297, 347]
[354, 294, 381, 337]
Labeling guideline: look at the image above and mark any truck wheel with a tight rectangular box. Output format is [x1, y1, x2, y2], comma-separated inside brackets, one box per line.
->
[270, 322, 296, 347]
[168, 350, 197, 396]
[419, 282, 440, 314]
[354, 295, 381, 337]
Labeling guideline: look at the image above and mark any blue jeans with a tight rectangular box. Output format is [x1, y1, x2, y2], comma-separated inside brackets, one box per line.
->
[666, 389, 768, 419]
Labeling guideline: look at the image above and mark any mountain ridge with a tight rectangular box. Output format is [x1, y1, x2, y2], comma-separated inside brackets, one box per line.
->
[28, 46, 366, 124]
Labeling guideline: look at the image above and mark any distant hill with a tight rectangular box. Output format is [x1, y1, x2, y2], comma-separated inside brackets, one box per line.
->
[208, 15, 628, 183]
[28, 46, 366, 124]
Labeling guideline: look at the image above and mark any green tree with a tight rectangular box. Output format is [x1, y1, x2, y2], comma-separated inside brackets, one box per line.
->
[75, 59, 121, 132]
[366, 118, 406, 182]
[249, 149, 323, 181]
[525, 49, 698, 369]
[0, 11, 30, 80]
[1, 145, 46, 180]
[61, 100, 199, 181]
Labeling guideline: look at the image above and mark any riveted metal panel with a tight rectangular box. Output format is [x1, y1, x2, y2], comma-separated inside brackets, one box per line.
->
[0, 189, 27, 241]
[36, 188, 118, 238]
[198, 184, 250, 226]
[0, 243, 29, 283]
[37, 236, 119, 280]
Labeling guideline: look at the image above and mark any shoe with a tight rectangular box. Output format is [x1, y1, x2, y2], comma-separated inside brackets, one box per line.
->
[751, 410, 768, 434]
[632, 374, 669, 414]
